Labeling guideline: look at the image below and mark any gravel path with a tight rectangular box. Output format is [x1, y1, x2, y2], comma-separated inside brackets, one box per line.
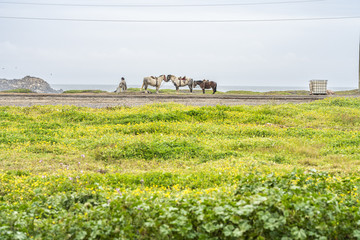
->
[0, 93, 331, 108]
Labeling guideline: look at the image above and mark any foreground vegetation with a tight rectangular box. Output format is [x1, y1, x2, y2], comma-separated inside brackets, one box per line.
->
[1, 98, 360, 239]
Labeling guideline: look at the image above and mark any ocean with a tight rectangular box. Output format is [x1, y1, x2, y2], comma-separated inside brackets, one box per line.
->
[51, 84, 355, 93]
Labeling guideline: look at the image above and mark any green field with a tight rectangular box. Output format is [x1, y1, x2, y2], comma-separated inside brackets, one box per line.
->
[1, 98, 360, 239]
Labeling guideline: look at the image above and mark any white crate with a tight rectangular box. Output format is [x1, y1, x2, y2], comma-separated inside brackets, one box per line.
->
[309, 80, 327, 95]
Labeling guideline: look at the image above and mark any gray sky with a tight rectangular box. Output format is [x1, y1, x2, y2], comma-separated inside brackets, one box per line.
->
[1, 0, 360, 88]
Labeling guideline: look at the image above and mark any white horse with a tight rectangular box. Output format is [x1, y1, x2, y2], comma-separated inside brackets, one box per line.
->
[141, 75, 168, 94]
[167, 75, 194, 93]
[115, 78, 127, 93]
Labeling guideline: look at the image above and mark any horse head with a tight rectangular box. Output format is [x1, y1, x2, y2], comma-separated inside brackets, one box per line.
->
[193, 81, 201, 87]
[163, 74, 170, 82]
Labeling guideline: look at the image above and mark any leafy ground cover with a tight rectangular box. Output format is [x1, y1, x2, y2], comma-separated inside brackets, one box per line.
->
[1, 97, 360, 239]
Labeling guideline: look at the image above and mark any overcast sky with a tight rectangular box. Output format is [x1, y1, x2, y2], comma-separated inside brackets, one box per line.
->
[1, 0, 359, 88]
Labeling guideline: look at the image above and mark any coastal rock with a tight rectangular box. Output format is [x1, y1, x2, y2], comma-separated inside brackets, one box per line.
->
[0, 76, 62, 93]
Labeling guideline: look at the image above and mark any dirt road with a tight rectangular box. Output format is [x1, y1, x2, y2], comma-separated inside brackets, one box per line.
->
[0, 93, 331, 108]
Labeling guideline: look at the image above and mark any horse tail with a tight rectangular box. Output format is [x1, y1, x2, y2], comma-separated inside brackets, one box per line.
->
[213, 82, 217, 94]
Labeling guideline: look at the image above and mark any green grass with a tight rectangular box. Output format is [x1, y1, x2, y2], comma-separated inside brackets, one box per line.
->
[0, 88, 34, 93]
[1, 98, 360, 239]
[333, 89, 360, 95]
[1, 98, 360, 173]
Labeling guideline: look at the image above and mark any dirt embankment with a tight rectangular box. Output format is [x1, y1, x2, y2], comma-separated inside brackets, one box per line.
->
[0, 92, 335, 108]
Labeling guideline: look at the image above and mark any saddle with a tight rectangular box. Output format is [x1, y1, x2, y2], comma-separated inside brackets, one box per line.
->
[202, 79, 210, 87]
[179, 76, 187, 81]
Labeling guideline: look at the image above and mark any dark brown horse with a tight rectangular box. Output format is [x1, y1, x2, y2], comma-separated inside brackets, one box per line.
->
[194, 80, 217, 94]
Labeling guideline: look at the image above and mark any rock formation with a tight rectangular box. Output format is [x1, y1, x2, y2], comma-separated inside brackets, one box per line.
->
[0, 76, 62, 93]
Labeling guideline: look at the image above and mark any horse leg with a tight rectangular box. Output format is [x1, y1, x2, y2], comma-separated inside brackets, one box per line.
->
[156, 86, 159, 94]
[176, 86, 179, 93]
[212, 87, 215, 94]
[141, 82, 145, 92]
[142, 81, 149, 93]
[213, 84, 217, 94]
[202, 88, 205, 94]
[189, 85, 192, 93]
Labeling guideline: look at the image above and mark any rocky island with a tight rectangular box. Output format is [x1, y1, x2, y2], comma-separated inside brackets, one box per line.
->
[0, 76, 62, 93]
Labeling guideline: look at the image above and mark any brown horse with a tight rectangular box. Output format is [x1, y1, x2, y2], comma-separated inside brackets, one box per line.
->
[194, 80, 217, 94]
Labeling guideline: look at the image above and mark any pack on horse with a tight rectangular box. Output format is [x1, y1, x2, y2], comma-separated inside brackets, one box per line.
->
[141, 75, 169, 94]
[194, 79, 217, 94]
[167, 75, 194, 93]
